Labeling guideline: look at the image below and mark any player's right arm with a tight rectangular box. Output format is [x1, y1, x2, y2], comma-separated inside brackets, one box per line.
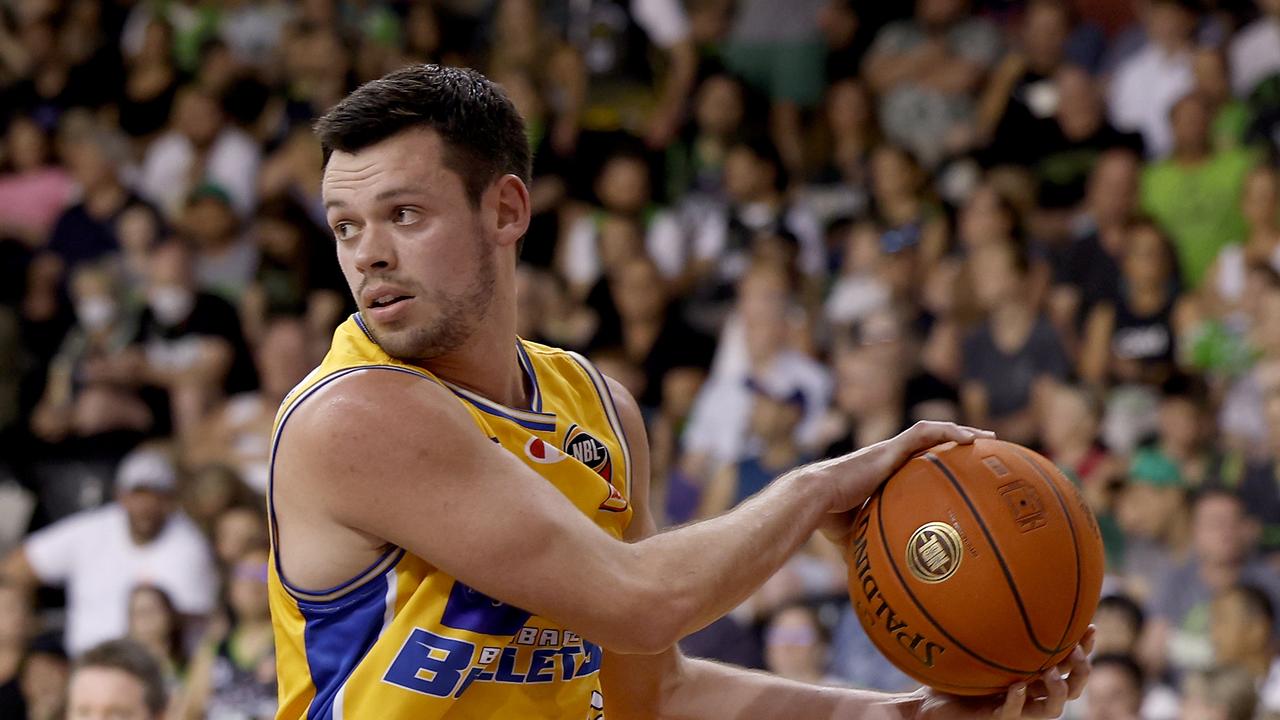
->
[274, 369, 986, 655]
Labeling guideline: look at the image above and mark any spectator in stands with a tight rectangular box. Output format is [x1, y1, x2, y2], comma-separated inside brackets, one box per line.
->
[1156, 376, 1214, 488]
[1206, 164, 1280, 317]
[686, 137, 823, 326]
[0, 446, 217, 656]
[46, 117, 145, 272]
[719, 0, 827, 171]
[1080, 218, 1190, 388]
[1094, 595, 1146, 657]
[1107, 0, 1198, 158]
[130, 240, 257, 437]
[140, 85, 260, 220]
[118, 18, 180, 140]
[1083, 653, 1144, 720]
[543, 0, 697, 151]
[866, 144, 948, 270]
[1116, 448, 1189, 604]
[0, 114, 74, 245]
[1050, 148, 1141, 332]
[1179, 665, 1259, 720]
[211, 504, 269, 569]
[863, 0, 1002, 167]
[19, 635, 69, 720]
[1144, 489, 1280, 675]
[560, 148, 684, 297]
[802, 78, 877, 228]
[1228, 0, 1280, 97]
[176, 545, 276, 720]
[1140, 92, 1256, 289]
[1192, 48, 1249, 153]
[762, 604, 836, 686]
[666, 72, 748, 203]
[960, 238, 1070, 445]
[1209, 584, 1276, 689]
[181, 464, 255, 537]
[179, 185, 258, 303]
[185, 318, 312, 495]
[240, 197, 346, 350]
[0, 580, 30, 717]
[1039, 382, 1115, 513]
[66, 639, 168, 720]
[126, 585, 185, 689]
[1237, 363, 1280, 556]
[681, 264, 832, 478]
[822, 316, 912, 455]
[585, 255, 716, 411]
[698, 376, 806, 517]
[29, 262, 151, 449]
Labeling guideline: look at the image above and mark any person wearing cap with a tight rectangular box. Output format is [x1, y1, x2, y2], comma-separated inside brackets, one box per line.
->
[697, 375, 809, 518]
[1116, 447, 1189, 604]
[1, 445, 217, 656]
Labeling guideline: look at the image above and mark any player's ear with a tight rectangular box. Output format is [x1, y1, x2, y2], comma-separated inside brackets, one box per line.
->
[488, 174, 531, 250]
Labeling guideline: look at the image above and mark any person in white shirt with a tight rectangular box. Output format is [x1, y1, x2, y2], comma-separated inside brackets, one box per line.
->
[2, 446, 218, 656]
[139, 86, 261, 221]
[1229, 0, 1280, 97]
[681, 264, 832, 477]
[1107, 0, 1199, 158]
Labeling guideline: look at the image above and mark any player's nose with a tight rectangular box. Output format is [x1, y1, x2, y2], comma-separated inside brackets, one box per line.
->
[352, 223, 397, 273]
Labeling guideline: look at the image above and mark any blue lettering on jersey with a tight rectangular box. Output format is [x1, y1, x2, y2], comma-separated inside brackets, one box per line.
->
[386, 625, 601, 699]
[441, 582, 531, 636]
[384, 629, 476, 698]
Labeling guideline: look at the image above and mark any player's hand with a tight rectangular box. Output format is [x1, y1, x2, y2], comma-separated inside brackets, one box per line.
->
[814, 421, 995, 517]
[912, 626, 1095, 719]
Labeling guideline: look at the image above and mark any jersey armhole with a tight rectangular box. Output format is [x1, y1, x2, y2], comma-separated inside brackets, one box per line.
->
[267, 364, 433, 604]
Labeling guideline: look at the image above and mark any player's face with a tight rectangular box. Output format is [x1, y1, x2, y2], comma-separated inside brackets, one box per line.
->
[66, 667, 154, 720]
[324, 128, 496, 362]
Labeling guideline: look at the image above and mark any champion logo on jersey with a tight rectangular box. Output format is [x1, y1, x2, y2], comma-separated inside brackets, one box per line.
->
[524, 437, 566, 464]
[563, 424, 627, 512]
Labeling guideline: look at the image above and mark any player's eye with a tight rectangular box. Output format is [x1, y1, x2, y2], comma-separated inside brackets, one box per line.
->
[333, 221, 358, 241]
[393, 207, 420, 225]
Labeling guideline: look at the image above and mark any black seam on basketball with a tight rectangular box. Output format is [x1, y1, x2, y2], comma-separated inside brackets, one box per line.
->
[874, 476, 1041, 676]
[924, 454, 1058, 656]
[1012, 448, 1083, 666]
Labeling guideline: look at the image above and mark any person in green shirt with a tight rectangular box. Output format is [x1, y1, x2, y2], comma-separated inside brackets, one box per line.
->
[1140, 92, 1257, 288]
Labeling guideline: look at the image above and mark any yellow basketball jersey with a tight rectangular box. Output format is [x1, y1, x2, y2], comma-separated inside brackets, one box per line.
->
[267, 314, 634, 720]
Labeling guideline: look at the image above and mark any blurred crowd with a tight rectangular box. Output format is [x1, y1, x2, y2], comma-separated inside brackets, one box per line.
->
[0, 0, 1279, 718]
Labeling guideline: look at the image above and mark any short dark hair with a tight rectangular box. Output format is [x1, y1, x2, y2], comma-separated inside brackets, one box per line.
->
[1098, 593, 1146, 634]
[314, 64, 532, 207]
[1225, 584, 1276, 629]
[1092, 653, 1144, 692]
[74, 639, 168, 716]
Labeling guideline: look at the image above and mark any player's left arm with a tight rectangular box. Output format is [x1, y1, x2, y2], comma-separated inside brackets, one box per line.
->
[598, 376, 1093, 720]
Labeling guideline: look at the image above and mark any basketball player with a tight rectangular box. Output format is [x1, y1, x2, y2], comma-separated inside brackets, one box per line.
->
[267, 64, 1093, 719]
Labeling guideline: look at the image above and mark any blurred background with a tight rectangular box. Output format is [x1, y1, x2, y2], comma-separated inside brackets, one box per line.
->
[0, 0, 1278, 718]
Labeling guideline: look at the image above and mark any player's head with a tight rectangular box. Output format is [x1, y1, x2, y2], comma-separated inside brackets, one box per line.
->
[1210, 583, 1275, 666]
[66, 639, 167, 720]
[315, 64, 532, 362]
[1085, 653, 1143, 720]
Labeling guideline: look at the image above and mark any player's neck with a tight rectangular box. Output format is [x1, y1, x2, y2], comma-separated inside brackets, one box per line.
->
[420, 307, 531, 411]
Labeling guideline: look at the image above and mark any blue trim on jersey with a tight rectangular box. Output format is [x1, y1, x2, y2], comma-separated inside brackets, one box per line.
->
[452, 395, 557, 432]
[516, 341, 542, 413]
[300, 571, 391, 720]
[352, 313, 375, 343]
[268, 364, 428, 602]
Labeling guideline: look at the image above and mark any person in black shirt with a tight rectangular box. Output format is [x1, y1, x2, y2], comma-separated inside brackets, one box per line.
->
[128, 240, 257, 438]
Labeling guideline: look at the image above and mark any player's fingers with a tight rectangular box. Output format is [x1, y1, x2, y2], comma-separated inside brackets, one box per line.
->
[1036, 666, 1069, 718]
[1063, 646, 1091, 701]
[993, 684, 1027, 719]
[1080, 625, 1097, 656]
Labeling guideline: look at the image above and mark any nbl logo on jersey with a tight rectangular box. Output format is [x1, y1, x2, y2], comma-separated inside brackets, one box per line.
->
[563, 424, 627, 512]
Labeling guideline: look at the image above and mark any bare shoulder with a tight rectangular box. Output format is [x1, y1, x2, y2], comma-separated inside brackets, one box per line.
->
[271, 368, 478, 589]
[601, 375, 645, 441]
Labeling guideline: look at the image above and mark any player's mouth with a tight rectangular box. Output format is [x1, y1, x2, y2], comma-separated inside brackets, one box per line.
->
[363, 287, 416, 322]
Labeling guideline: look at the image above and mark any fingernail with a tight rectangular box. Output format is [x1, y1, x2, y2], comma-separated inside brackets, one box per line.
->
[1015, 684, 1026, 695]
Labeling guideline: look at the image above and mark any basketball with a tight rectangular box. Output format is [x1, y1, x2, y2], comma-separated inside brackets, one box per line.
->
[847, 438, 1105, 696]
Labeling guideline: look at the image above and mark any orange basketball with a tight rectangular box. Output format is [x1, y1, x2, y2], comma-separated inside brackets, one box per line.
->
[847, 438, 1104, 696]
